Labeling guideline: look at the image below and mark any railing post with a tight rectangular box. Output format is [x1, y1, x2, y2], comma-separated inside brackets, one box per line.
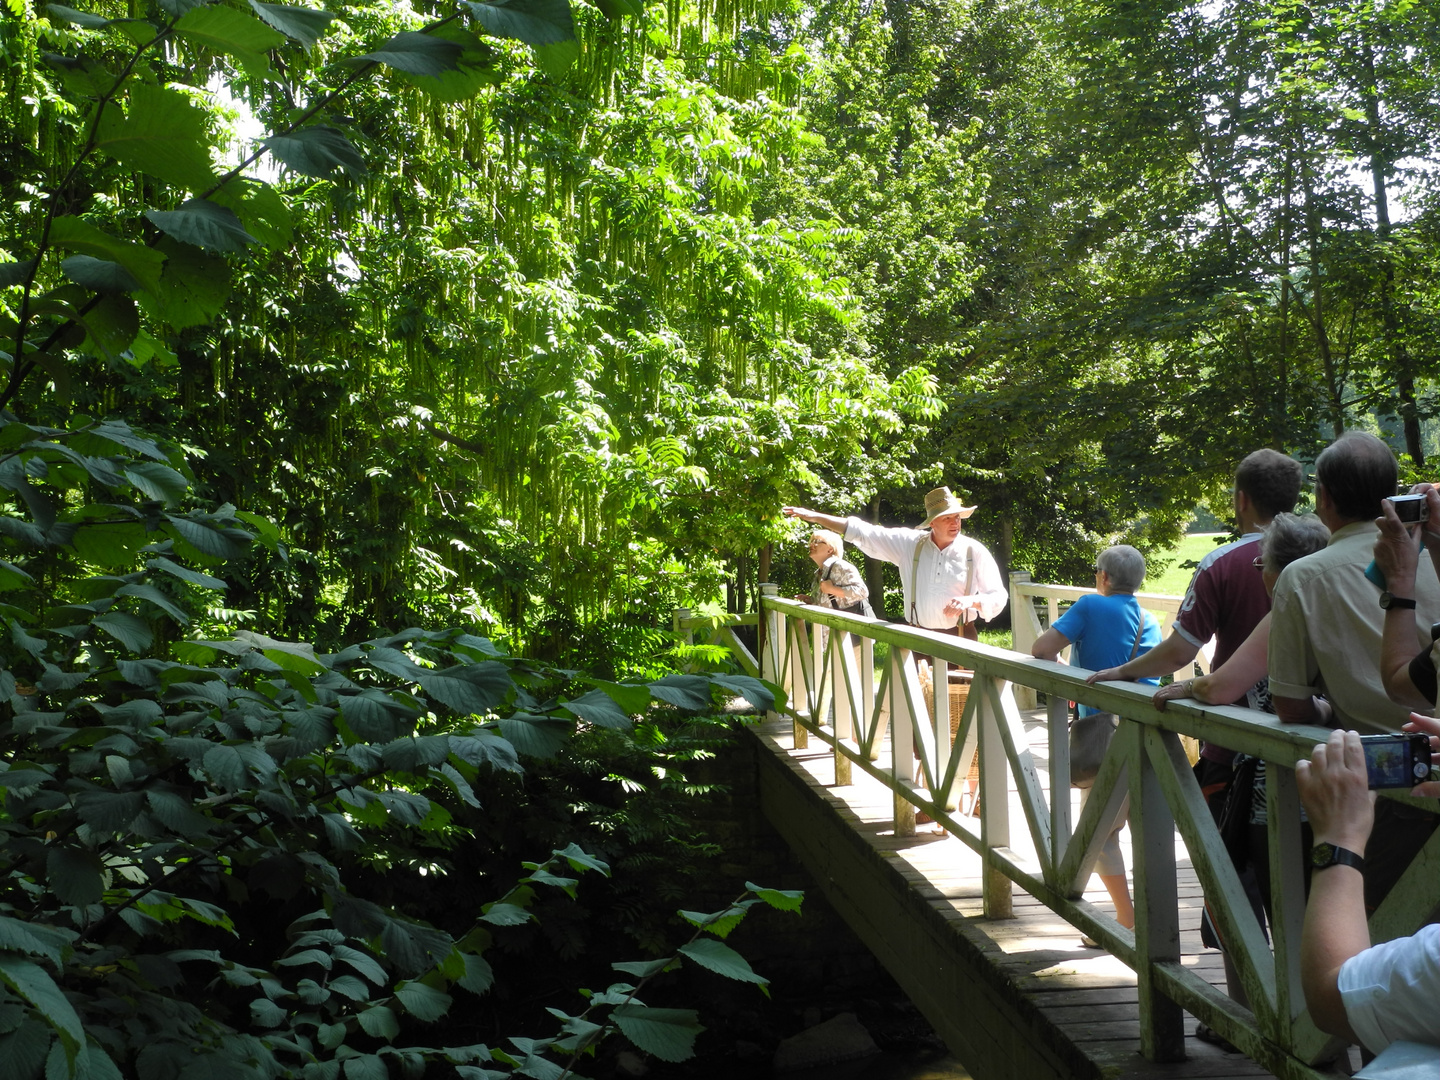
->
[760, 587, 781, 724]
[1134, 725, 1184, 1062]
[1009, 572, 1039, 709]
[980, 679, 1013, 918]
[1047, 694, 1072, 880]
[789, 618, 811, 749]
[831, 629, 853, 786]
[890, 648, 917, 837]
[673, 607, 693, 673]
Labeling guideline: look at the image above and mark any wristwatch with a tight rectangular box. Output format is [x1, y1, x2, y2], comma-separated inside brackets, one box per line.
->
[1379, 591, 1417, 610]
[1310, 842, 1365, 872]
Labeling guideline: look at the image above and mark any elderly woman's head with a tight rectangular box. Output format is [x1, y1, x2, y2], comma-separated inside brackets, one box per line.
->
[807, 529, 843, 566]
[1260, 513, 1329, 584]
[1096, 544, 1146, 594]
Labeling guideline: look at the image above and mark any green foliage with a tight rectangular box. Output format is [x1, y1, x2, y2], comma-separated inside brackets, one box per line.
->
[0, 413, 787, 1077]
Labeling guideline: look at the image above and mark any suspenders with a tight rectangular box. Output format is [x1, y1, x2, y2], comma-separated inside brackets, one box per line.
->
[910, 537, 976, 627]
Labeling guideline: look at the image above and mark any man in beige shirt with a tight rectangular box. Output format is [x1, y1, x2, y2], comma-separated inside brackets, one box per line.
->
[1268, 430, 1440, 913]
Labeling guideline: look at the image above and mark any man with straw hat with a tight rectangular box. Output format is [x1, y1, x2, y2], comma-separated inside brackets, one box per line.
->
[782, 486, 1006, 638]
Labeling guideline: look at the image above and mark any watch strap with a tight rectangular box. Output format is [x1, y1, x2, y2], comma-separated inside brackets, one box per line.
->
[1381, 592, 1418, 610]
[1312, 842, 1365, 872]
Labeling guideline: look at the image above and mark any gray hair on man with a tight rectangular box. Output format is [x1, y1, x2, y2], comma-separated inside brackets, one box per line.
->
[1097, 544, 1146, 593]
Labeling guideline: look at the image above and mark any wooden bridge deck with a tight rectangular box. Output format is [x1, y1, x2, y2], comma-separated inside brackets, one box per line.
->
[750, 708, 1360, 1080]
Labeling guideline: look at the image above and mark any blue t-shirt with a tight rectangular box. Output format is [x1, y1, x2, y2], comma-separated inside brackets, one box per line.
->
[1052, 592, 1162, 715]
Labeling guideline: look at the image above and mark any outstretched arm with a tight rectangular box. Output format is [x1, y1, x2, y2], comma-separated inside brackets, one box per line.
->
[781, 506, 848, 534]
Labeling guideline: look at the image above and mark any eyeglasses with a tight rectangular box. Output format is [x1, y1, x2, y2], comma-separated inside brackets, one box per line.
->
[1252, 556, 1266, 570]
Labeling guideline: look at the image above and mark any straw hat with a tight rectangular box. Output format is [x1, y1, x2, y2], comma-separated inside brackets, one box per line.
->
[920, 486, 977, 527]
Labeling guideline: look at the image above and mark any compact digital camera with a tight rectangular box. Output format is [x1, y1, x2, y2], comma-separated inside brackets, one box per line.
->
[1359, 732, 1433, 789]
[1390, 492, 1430, 524]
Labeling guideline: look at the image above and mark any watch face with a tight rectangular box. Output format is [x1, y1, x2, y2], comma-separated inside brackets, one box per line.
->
[1311, 842, 1335, 867]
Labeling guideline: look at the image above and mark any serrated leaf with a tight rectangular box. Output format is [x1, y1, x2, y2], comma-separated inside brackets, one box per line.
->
[343, 1055, 388, 1080]
[419, 663, 512, 716]
[464, 0, 576, 46]
[333, 945, 387, 985]
[611, 958, 669, 979]
[262, 125, 367, 180]
[479, 902, 530, 927]
[92, 611, 154, 652]
[47, 847, 106, 905]
[747, 883, 804, 912]
[248, 1, 335, 49]
[60, 255, 139, 294]
[0, 957, 83, 1055]
[678, 939, 767, 986]
[610, 1005, 700, 1063]
[175, 4, 285, 57]
[203, 743, 249, 791]
[456, 952, 493, 993]
[356, 1005, 400, 1041]
[678, 907, 744, 939]
[145, 200, 256, 254]
[95, 84, 216, 191]
[75, 789, 145, 832]
[0, 1017, 52, 1078]
[394, 980, 452, 1021]
[353, 31, 463, 76]
[556, 843, 609, 876]
[0, 916, 67, 966]
[250, 996, 287, 1027]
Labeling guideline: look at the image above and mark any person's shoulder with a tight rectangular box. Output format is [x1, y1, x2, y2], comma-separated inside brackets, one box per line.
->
[1195, 533, 1259, 573]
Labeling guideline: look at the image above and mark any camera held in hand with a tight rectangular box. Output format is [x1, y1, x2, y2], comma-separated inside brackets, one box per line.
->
[1390, 492, 1430, 524]
[1359, 732, 1433, 789]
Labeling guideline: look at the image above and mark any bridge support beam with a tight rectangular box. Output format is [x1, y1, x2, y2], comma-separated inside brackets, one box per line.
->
[751, 721, 1099, 1080]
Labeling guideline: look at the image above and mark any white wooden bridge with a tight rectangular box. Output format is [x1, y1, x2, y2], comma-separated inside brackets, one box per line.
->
[676, 573, 1440, 1080]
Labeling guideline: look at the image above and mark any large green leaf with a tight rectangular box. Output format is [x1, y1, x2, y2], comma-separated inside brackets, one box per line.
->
[145, 200, 256, 254]
[355, 1004, 399, 1041]
[75, 789, 146, 832]
[147, 556, 224, 590]
[92, 611, 154, 652]
[47, 847, 106, 905]
[678, 938, 768, 986]
[0, 560, 35, 592]
[123, 462, 188, 503]
[0, 259, 37, 287]
[610, 1005, 701, 1063]
[559, 688, 632, 730]
[163, 513, 247, 562]
[0, 957, 83, 1056]
[115, 582, 188, 622]
[494, 714, 571, 757]
[175, 5, 285, 59]
[708, 673, 774, 711]
[418, 663, 512, 715]
[136, 238, 230, 329]
[352, 32, 464, 76]
[532, 37, 580, 77]
[646, 674, 711, 711]
[248, 1, 336, 49]
[394, 980, 451, 1021]
[400, 26, 500, 101]
[464, 0, 576, 46]
[78, 293, 139, 360]
[70, 521, 148, 569]
[262, 126, 367, 180]
[0, 1017, 52, 1079]
[95, 83, 217, 191]
[45, 4, 113, 28]
[61, 255, 139, 294]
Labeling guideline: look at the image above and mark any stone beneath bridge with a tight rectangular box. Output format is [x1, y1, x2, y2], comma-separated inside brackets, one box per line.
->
[746, 714, 1345, 1080]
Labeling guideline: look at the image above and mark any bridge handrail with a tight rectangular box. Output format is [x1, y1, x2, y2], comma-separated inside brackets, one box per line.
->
[690, 588, 1440, 1079]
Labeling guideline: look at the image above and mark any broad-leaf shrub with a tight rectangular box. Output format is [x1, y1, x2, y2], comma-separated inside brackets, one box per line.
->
[0, 414, 786, 1078]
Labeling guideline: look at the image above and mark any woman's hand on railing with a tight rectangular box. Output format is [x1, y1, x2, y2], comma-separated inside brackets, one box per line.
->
[1086, 666, 1128, 686]
[1403, 713, 1440, 797]
[1151, 678, 1196, 711]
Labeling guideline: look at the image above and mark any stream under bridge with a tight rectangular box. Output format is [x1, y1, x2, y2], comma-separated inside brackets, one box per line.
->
[675, 572, 1440, 1080]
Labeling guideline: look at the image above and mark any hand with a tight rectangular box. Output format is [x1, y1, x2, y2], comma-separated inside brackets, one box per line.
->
[942, 596, 972, 619]
[1295, 730, 1376, 853]
[793, 593, 811, 604]
[1086, 666, 1127, 686]
[782, 506, 810, 522]
[1402, 713, 1440, 797]
[1375, 498, 1421, 595]
[1151, 679, 1193, 711]
[1416, 486, 1440, 557]
[818, 581, 840, 598]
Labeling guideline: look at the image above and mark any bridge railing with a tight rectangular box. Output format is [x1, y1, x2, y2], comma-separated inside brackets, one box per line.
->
[1008, 570, 1210, 708]
[689, 587, 1440, 1080]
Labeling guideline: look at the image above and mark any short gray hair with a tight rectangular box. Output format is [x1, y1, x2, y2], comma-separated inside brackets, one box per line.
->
[1261, 513, 1329, 574]
[810, 529, 843, 558]
[1097, 544, 1146, 592]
